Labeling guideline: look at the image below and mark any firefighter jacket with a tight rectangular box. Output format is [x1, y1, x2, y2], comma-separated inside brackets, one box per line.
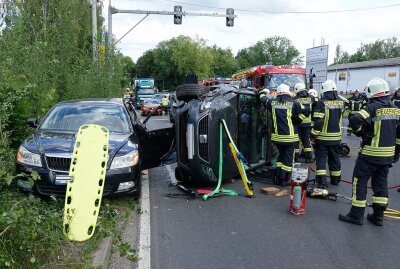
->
[346, 96, 366, 115]
[391, 95, 400, 108]
[349, 96, 400, 165]
[294, 91, 315, 127]
[266, 95, 309, 144]
[311, 91, 345, 145]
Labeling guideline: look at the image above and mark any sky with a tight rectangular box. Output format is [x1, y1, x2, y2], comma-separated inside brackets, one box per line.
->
[102, 0, 400, 65]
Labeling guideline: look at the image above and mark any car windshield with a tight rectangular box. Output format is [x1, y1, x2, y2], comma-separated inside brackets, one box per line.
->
[153, 94, 163, 101]
[267, 74, 306, 89]
[137, 89, 155, 95]
[40, 104, 131, 134]
[144, 99, 160, 105]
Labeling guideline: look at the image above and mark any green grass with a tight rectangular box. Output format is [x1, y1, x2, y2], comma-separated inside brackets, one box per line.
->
[0, 184, 138, 269]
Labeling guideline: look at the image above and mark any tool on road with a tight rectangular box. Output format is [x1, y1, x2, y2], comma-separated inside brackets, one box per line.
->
[305, 185, 400, 220]
[289, 163, 308, 215]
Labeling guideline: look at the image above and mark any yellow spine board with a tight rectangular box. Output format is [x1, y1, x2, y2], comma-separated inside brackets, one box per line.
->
[228, 143, 254, 197]
[63, 124, 109, 242]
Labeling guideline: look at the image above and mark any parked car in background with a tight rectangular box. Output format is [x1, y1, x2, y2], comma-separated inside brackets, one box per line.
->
[141, 98, 163, 116]
[16, 99, 174, 197]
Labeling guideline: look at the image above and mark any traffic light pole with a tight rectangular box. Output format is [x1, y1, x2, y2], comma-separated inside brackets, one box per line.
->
[108, 5, 237, 45]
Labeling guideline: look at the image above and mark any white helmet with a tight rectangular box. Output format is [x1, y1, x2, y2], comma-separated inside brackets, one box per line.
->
[294, 83, 306, 93]
[321, 80, 337, 93]
[308, 89, 318, 98]
[277, 84, 290, 95]
[261, 88, 270, 94]
[365, 78, 390, 98]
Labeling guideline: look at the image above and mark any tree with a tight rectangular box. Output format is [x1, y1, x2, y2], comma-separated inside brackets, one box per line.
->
[334, 44, 350, 64]
[337, 37, 400, 64]
[236, 36, 303, 68]
[136, 36, 230, 89]
[208, 45, 238, 77]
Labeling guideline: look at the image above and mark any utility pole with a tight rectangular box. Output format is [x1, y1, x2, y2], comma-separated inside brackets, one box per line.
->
[108, 0, 112, 54]
[92, 0, 97, 62]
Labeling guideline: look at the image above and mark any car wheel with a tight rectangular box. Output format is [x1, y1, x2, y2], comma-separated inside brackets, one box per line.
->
[175, 166, 193, 185]
[176, 84, 210, 102]
[130, 177, 142, 200]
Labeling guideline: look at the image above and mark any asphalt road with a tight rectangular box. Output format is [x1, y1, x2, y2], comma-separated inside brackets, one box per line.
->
[146, 117, 400, 269]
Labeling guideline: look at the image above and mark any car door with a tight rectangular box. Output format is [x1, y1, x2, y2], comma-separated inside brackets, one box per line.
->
[125, 101, 175, 170]
[135, 122, 175, 170]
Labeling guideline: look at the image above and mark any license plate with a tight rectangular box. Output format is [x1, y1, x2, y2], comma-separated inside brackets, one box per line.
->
[55, 175, 72, 185]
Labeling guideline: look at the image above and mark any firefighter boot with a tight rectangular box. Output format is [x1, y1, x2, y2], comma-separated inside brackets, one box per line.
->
[305, 152, 313, 163]
[330, 176, 341, 186]
[367, 204, 386, 226]
[339, 207, 364, 225]
[315, 175, 328, 189]
[273, 168, 281, 186]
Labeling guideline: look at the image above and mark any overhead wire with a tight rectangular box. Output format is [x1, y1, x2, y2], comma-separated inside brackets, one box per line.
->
[163, 0, 400, 14]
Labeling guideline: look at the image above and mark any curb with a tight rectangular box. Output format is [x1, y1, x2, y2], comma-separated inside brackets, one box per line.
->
[92, 236, 113, 269]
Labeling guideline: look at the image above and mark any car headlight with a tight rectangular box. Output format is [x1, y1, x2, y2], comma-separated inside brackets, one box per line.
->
[17, 146, 42, 167]
[110, 150, 139, 169]
[200, 101, 212, 112]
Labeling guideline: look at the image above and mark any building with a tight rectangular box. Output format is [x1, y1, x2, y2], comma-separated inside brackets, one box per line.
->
[327, 57, 400, 94]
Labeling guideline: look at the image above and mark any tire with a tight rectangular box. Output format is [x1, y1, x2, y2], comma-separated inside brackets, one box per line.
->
[176, 84, 209, 102]
[175, 166, 189, 183]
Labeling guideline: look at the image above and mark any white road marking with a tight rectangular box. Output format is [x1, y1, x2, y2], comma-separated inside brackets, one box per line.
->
[138, 171, 151, 269]
[166, 164, 177, 185]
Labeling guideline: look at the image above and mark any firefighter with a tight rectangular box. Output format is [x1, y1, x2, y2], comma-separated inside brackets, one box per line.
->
[339, 78, 400, 226]
[346, 89, 366, 135]
[391, 87, 400, 108]
[308, 89, 319, 102]
[294, 83, 315, 163]
[265, 83, 309, 186]
[311, 80, 345, 188]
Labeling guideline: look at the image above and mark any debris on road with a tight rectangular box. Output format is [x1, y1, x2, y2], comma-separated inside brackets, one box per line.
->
[260, 187, 280, 195]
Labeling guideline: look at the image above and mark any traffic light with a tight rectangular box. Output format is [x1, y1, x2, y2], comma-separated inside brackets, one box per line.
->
[174, 6, 182, 25]
[226, 8, 234, 27]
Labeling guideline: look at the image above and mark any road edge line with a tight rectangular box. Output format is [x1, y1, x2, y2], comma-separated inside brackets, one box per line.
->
[138, 171, 151, 269]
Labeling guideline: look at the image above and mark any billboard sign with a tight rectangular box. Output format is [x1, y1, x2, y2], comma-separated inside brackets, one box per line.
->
[306, 45, 329, 91]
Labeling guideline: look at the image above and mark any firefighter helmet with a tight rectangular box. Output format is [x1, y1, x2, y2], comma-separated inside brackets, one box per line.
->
[294, 83, 306, 93]
[308, 89, 318, 98]
[366, 78, 390, 98]
[321, 80, 337, 93]
[277, 84, 290, 95]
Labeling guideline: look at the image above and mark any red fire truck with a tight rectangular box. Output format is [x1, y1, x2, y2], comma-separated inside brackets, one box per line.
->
[232, 65, 307, 93]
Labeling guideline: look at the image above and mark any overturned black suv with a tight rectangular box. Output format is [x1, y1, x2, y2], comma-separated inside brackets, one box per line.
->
[173, 84, 273, 185]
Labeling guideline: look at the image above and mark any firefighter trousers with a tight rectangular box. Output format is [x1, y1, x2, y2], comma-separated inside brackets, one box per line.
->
[349, 156, 389, 218]
[314, 143, 341, 186]
[295, 126, 312, 156]
[275, 143, 294, 182]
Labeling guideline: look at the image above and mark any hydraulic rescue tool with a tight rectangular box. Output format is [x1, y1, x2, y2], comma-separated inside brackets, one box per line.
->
[289, 163, 309, 215]
[306, 186, 400, 220]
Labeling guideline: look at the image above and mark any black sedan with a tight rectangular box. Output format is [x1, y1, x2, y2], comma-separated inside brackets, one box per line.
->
[16, 99, 174, 197]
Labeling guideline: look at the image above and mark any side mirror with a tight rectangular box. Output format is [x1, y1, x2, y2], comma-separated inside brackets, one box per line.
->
[27, 118, 38, 128]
